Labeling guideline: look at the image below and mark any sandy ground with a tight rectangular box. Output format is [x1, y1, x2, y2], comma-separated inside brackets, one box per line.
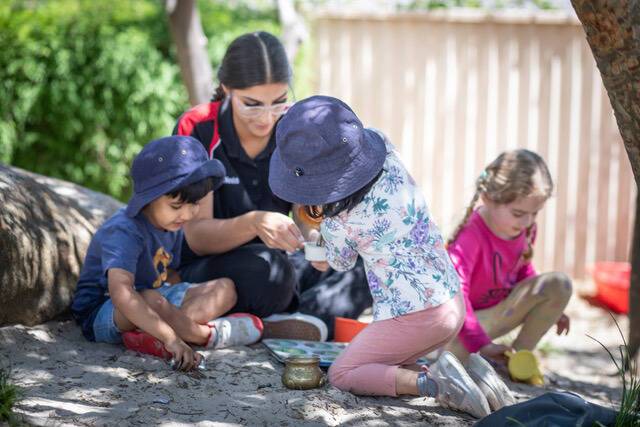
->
[0, 283, 627, 426]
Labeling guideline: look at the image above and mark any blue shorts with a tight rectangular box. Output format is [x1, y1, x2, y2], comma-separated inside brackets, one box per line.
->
[93, 282, 194, 344]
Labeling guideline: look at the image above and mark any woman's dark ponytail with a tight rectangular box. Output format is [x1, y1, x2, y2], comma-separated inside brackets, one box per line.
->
[212, 85, 226, 102]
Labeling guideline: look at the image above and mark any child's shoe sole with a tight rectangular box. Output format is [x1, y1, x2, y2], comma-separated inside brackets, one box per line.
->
[467, 352, 516, 411]
[430, 351, 491, 419]
[262, 313, 328, 342]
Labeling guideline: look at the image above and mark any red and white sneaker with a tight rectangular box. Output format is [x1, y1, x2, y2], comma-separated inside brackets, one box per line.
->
[122, 330, 172, 360]
[206, 313, 264, 349]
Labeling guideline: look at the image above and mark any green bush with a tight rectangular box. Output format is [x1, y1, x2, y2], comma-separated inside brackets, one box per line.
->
[0, 0, 280, 200]
[0, 0, 185, 198]
[199, 1, 280, 71]
[0, 364, 20, 426]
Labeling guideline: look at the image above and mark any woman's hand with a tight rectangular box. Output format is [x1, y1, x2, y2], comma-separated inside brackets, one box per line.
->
[479, 342, 513, 365]
[253, 211, 304, 252]
[556, 313, 570, 335]
[307, 229, 321, 244]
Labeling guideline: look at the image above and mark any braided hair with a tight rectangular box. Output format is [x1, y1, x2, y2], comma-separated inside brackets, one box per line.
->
[447, 149, 553, 261]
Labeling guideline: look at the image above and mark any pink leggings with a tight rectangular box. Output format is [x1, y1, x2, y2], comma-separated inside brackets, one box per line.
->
[328, 293, 465, 396]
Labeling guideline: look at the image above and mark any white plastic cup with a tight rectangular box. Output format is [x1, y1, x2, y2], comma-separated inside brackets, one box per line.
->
[303, 242, 327, 262]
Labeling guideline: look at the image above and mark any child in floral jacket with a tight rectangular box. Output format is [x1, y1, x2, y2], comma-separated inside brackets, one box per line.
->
[268, 96, 504, 419]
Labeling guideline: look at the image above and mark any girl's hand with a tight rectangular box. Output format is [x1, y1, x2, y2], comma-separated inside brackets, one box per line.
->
[556, 313, 570, 335]
[311, 261, 330, 272]
[254, 211, 304, 253]
[165, 338, 199, 371]
[307, 229, 322, 244]
[479, 342, 513, 365]
[296, 205, 323, 230]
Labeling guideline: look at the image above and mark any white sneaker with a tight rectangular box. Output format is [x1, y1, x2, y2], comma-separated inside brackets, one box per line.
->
[207, 313, 263, 349]
[467, 353, 516, 411]
[429, 351, 491, 419]
[262, 312, 328, 342]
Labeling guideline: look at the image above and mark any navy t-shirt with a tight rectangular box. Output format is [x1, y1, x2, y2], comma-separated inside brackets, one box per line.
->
[71, 208, 182, 341]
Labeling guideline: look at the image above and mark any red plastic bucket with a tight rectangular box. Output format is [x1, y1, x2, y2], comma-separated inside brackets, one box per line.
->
[592, 261, 631, 314]
[334, 317, 369, 342]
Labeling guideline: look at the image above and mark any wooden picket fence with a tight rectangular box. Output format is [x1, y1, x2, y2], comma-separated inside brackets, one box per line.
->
[312, 9, 635, 279]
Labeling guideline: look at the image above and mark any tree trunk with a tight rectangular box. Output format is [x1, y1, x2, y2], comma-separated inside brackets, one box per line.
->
[166, 0, 213, 106]
[571, 1, 640, 360]
[0, 164, 122, 326]
[630, 193, 640, 360]
[276, 0, 308, 63]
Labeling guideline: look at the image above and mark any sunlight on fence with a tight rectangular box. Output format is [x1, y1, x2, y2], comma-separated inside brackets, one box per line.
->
[313, 10, 635, 279]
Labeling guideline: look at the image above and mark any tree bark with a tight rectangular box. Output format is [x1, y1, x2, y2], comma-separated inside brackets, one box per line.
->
[571, 1, 640, 360]
[0, 164, 122, 326]
[166, 0, 213, 106]
[276, 0, 308, 63]
[630, 192, 640, 361]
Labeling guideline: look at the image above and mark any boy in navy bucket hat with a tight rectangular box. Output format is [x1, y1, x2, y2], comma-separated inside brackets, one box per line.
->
[269, 96, 495, 419]
[71, 136, 264, 371]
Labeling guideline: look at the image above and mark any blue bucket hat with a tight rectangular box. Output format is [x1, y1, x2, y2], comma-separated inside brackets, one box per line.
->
[125, 135, 225, 217]
[269, 96, 387, 205]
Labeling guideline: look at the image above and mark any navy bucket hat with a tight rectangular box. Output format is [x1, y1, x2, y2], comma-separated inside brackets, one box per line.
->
[125, 135, 225, 217]
[269, 96, 387, 205]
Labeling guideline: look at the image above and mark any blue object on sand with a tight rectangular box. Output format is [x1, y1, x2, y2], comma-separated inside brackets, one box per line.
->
[474, 391, 618, 427]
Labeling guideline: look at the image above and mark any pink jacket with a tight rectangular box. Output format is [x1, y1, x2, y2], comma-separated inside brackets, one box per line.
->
[447, 210, 537, 353]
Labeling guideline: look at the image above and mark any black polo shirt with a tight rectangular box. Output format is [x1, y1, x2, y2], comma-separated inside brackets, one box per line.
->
[213, 104, 291, 218]
[174, 101, 292, 263]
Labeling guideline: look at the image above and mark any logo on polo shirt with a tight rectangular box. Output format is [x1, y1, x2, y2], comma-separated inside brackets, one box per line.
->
[223, 176, 240, 185]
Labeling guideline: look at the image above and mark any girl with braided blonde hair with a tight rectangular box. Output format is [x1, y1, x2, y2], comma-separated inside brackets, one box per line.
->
[445, 149, 572, 370]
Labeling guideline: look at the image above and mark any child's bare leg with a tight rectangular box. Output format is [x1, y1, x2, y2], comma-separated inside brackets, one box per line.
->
[179, 278, 237, 324]
[511, 272, 572, 350]
[113, 309, 137, 333]
[396, 368, 420, 395]
[137, 289, 210, 345]
[445, 272, 572, 359]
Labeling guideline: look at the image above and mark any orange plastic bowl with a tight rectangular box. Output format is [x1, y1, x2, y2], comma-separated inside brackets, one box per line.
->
[334, 317, 369, 342]
[592, 261, 631, 314]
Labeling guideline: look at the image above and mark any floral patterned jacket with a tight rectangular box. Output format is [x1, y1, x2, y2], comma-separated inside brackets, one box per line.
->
[321, 139, 460, 321]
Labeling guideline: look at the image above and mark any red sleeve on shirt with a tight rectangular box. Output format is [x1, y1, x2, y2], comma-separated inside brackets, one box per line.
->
[174, 103, 216, 137]
[173, 102, 221, 157]
[448, 230, 492, 353]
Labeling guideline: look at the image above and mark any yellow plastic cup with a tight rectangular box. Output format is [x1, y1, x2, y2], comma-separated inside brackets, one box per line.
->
[505, 350, 544, 385]
[528, 373, 545, 386]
